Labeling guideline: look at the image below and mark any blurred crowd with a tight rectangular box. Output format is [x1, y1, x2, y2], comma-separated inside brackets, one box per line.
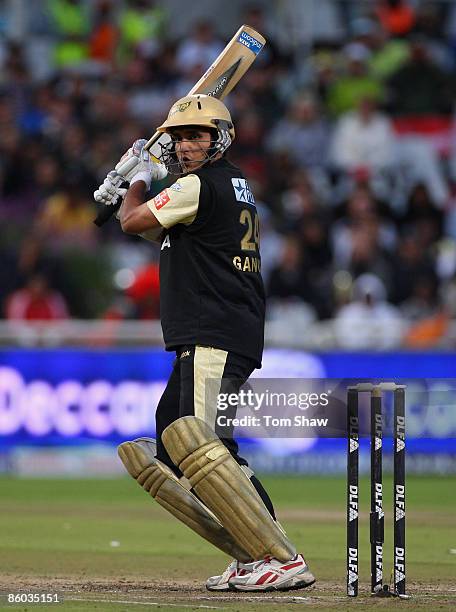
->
[2, 0, 456, 348]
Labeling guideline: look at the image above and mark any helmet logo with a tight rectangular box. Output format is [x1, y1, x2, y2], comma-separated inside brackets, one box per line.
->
[169, 101, 192, 117]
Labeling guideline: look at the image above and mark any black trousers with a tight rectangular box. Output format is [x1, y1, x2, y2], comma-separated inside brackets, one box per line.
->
[155, 345, 275, 519]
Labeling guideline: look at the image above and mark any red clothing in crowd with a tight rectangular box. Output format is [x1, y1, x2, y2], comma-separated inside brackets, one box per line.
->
[376, 1, 416, 37]
[6, 287, 69, 320]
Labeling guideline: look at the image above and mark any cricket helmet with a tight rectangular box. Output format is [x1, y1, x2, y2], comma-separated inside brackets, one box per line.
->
[157, 94, 235, 173]
[157, 94, 235, 141]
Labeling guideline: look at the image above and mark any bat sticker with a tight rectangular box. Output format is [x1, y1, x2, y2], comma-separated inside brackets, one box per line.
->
[202, 59, 242, 97]
[238, 30, 263, 54]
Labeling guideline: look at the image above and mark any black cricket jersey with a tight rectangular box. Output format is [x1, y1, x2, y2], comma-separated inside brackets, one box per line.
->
[157, 158, 265, 366]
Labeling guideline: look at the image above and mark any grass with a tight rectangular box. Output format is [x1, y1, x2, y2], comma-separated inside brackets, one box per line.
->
[0, 476, 455, 611]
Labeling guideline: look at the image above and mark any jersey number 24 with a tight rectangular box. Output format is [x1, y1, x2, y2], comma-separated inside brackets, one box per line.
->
[239, 209, 260, 252]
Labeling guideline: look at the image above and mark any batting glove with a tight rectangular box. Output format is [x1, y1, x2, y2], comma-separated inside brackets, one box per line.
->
[94, 171, 129, 207]
[115, 139, 168, 190]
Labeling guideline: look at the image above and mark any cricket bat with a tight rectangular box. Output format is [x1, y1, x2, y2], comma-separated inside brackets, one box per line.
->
[94, 24, 266, 226]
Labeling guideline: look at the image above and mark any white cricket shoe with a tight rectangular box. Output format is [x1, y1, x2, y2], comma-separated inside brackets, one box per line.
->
[229, 553, 315, 592]
[206, 559, 256, 591]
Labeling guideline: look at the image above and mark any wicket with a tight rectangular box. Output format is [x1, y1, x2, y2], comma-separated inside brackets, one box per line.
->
[346, 383, 407, 598]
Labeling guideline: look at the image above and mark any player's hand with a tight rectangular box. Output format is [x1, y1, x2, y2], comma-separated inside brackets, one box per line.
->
[116, 139, 168, 189]
[94, 171, 129, 207]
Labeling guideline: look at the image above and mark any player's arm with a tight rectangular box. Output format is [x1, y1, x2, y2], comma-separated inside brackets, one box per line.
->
[121, 173, 203, 234]
[147, 175, 204, 233]
[120, 182, 161, 234]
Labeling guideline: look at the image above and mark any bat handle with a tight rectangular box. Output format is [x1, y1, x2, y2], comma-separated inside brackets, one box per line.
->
[94, 190, 129, 226]
[94, 200, 121, 227]
[144, 131, 162, 153]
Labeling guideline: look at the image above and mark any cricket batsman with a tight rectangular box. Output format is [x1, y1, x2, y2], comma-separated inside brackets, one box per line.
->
[94, 94, 315, 592]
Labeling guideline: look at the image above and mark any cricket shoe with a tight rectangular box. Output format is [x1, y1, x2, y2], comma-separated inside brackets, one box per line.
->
[229, 553, 315, 592]
[206, 559, 256, 591]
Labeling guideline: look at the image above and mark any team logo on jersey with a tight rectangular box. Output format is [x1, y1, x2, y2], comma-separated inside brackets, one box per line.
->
[169, 181, 182, 192]
[231, 178, 255, 205]
[153, 190, 171, 210]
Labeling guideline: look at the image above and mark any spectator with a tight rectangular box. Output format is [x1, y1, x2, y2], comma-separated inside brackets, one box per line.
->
[231, 109, 266, 181]
[175, 20, 223, 75]
[363, 22, 410, 81]
[334, 273, 405, 348]
[295, 48, 340, 106]
[332, 184, 397, 260]
[59, 124, 95, 187]
[401, 267, 450, 347]
[344, 218, 394, 292]
[327, 43, 384, 116]
[387, 38, 454, 115]
[32, 156, 62, 199]
[47, 0, 88, 68]
[89, 0, 119, 67]
[119, 0, 167, 61]
[331, 185, 397, 295]
[330, 95, 395, 193]
[402, 309, 449, 348]
[268, 235, 312, 303]
[391, 230, 437, 305]
[394, 137, 450, 209]
[400, 182, 444, 248]
[413, 3, 454, 72]
[12, 235, 63, 291]
[267, 92, 330, 178]
[266, 234, 318, 345]
[5, 274, 69, 320]
[278, 169, 322, 228]
[299, 213, 333, 271]
[239, 61, 284, 126]
[401, 272, 440, 322]
[297, 213, 334, 319]
[37, 177, 97, 248]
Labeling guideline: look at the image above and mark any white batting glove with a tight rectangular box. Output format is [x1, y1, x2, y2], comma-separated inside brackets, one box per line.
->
[94, 171, 129, 206]
[115, 139, 168, 189]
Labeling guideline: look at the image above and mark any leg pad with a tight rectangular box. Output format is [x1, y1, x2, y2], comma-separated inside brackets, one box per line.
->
[162, 416, 296, 562]
[118, 437, 251, 562]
